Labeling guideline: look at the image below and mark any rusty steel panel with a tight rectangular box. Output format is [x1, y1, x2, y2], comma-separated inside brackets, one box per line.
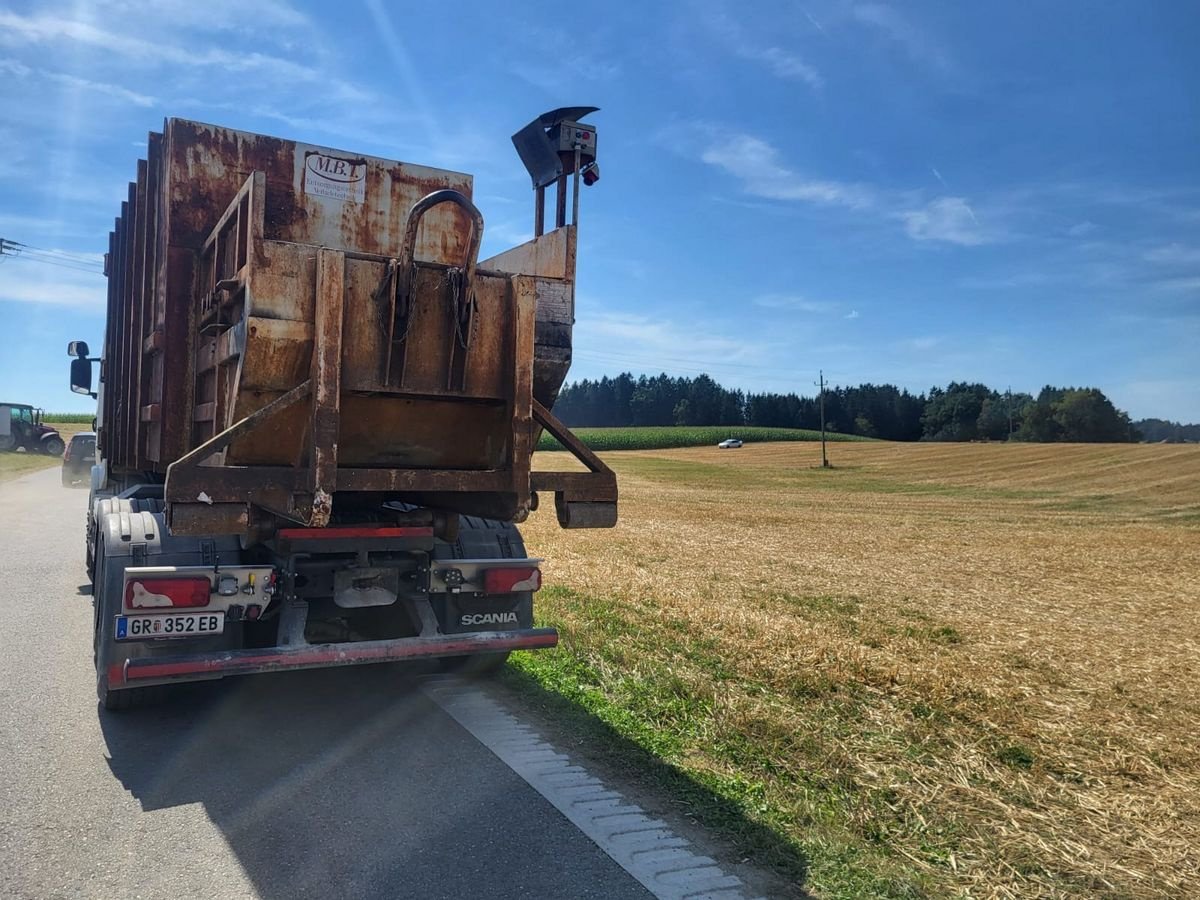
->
[100, 116, 615, 533]
[138, 141, 161, 466]
[131, 162, 149, 468]
[162, 119, 473, 262]
[310, 249, 345, 521]
[341, 257, 389, 390]
[481, 224, 574, 280]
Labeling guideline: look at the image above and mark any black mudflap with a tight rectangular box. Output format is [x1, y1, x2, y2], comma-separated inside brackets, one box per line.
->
[430, 516, 535, 635]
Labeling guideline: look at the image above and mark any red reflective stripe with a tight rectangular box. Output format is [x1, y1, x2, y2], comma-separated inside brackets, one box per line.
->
[108, 662, 126, 688]
[276, 526, 433, 540]
[123, 629, 558, 682]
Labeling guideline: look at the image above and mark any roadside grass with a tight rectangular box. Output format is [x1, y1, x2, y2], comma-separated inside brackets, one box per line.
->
[517, 440, 1200, 897]
[536, 425, 870, 452]
[0, 420, 89, 483]
[0, 451, 61, 482]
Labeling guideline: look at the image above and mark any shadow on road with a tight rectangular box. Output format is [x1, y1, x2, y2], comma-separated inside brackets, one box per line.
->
[99, 665, 654, 900]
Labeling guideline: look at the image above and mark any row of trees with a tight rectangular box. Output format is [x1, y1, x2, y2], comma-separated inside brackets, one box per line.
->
[1134, 419, 1200, 443]
[553, 373, 1158, 443]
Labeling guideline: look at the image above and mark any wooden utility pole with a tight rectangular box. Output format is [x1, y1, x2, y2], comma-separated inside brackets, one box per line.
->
[1006, 386, 1014, 439]
[817, 370, 830, 468]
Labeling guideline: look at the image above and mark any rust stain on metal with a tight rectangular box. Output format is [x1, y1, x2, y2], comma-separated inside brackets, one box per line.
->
[310, 488, 333, 529]
[105, 117, 615, 534]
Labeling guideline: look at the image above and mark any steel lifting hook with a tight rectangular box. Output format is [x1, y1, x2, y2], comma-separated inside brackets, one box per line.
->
[395, 189, 485, 340]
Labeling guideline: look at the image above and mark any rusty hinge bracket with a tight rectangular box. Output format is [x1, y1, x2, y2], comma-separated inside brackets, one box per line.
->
[530, 399, 618, 528]
[532, 399, 610, 475]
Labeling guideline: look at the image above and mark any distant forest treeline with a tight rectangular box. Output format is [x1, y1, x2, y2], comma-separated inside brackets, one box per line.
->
[553, 373, 1194, 443]
[1134, 419, 1200, 443]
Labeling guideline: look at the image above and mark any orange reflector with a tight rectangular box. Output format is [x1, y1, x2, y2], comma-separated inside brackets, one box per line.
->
[483, 567, 541, 594]
[125, 577, 211, 610]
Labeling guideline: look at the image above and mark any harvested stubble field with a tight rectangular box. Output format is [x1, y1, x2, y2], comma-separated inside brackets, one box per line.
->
[516, 441, 1200, 898]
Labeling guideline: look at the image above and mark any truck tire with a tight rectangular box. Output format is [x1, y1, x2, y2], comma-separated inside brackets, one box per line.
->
[92, 532, 167, 711]
[433, 516, 530, 675]
[42, 435, 65, 457]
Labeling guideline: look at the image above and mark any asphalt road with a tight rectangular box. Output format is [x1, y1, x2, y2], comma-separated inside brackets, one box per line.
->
[0, 468, 655, 900]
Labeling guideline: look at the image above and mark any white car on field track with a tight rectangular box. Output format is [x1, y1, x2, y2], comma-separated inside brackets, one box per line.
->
[718, 438, 743, 449]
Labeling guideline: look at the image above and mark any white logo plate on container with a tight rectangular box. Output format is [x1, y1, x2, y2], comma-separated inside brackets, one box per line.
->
[302, 151, 367, 203]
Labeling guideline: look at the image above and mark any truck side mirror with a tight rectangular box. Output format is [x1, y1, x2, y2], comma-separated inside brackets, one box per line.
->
[71, 358, 94, 396]
[68, 340, 90, 358]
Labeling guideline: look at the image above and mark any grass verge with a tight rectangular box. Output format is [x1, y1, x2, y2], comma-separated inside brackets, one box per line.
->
[0, 451, 61, 483]
[506, 587, 932, 898]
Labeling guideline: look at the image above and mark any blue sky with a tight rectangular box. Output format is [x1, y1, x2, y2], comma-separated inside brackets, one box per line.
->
[1, 0, 1197, 421]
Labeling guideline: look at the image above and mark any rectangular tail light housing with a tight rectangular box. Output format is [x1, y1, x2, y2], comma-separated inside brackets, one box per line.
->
[125, 577, 211, 610]
[483, 567, 542, 594]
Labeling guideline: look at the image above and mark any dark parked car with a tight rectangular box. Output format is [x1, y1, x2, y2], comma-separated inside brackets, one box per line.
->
[61, 432, 96, 488]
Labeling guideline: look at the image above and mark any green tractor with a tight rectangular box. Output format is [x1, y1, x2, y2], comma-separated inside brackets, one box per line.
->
[0, 403, 66, 456]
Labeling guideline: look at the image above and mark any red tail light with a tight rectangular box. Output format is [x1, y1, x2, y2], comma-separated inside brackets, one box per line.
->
[483, 567, 541, 594]
[125, 577, 211, 610]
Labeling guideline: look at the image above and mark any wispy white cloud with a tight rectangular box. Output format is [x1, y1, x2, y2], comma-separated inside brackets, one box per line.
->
[1143, 243, 1200, 266]
[1, 59, 155, 106]
[852, 3, 952, 72]
[700, 133, 875, 208]
[753, 294, 836, 313]
[700, 9, 823, 90]
[0, 261, 105, 308]
[578, 309, 765, 364]
[696, 128, 996, 245]
[959, 271, 1054, 290]
[0, 10, 369, 103]
[1151, 276, 1200, 293]
[845, 309, 861, 320]
[505, 23, 621, 92]
[1067, 221, 1098, 237]
[898, 197, 989, 246]
[755, 46, 823, 88]
[901, 336, 941, 352]
[91, 0, 311, 32]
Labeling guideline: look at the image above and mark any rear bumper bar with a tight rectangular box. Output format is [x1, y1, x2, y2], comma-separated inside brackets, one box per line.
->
[113, 628, 558, 687]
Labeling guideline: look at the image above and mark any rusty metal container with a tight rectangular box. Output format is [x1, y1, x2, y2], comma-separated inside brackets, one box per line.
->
[99, 117, 614, 535]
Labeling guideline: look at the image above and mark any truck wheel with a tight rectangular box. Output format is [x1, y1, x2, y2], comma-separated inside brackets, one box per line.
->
[92, 533, 167, 712]
[42, 436, 65, 457]
[434, 516, 529, 676]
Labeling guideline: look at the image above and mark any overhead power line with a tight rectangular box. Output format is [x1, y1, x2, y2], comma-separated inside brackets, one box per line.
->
[0, 238, 104, 275]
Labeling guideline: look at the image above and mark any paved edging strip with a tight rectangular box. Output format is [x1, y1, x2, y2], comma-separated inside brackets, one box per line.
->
[423, 678, 763, 900]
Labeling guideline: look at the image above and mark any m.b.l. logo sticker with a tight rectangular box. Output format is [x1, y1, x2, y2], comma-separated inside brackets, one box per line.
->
[302, 151, 367, 203]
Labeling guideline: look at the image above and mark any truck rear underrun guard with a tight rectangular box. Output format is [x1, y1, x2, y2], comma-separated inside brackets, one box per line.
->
[110, 627, 557, 687]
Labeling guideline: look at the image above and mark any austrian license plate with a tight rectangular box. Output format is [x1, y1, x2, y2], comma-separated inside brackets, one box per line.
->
[115, 612, 225, 641]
